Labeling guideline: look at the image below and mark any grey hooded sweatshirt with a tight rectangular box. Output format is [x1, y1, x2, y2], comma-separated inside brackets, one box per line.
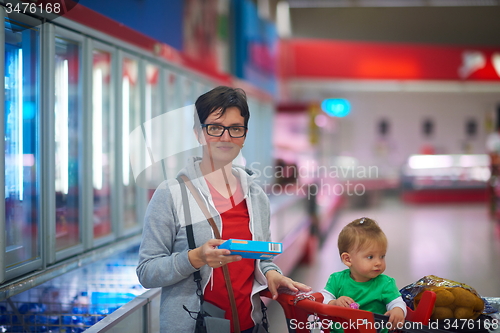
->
[136, 157, 281, 333]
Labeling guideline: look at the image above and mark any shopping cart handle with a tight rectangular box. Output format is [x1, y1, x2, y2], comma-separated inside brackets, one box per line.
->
[260, 288, 310, 298]
[260, 289, 273, 299]
[260, 288, 325, 303]
[372, 313, 450, 333]
[260, 289, 446, 333]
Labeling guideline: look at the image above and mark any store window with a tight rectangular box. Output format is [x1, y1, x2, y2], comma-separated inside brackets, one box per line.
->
[4, 20, 40, 270]
[92, 49, 113, 239]
[54, 36, 81, 251]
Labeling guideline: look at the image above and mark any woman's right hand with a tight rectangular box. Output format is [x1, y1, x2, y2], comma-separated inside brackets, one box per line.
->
[188, 239, 242, 269]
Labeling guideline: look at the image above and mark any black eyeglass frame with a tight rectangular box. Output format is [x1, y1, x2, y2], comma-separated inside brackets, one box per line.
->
[201, 124, 248, 138]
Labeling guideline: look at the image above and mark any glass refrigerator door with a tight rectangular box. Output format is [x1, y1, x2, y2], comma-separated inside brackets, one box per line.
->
[54, 36, 82, 251]
[92, 49, 112, 240]
[143, 63, 162, 191]
[122, 56, 141, 231]
[4, 21, 40, 271]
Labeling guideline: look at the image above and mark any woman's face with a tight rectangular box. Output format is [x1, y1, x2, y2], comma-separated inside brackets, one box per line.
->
[199, 106, 247, 166]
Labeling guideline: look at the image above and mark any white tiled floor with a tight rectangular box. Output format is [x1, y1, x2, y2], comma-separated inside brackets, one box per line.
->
[266, 194, 500, 333]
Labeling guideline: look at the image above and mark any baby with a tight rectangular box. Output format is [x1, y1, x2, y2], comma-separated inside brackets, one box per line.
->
[322, 217, 406, 330]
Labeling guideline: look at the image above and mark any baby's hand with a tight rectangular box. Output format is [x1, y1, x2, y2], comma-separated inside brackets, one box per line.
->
[328, 296, 355, 308]
[384, 307, 405, 331]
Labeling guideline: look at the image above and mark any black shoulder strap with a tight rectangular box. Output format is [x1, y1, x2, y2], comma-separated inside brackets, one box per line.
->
[177, 176, 196, 250]
[176, 177, 203, 292]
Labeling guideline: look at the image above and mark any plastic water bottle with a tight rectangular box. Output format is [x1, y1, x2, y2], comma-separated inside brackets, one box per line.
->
[72, 291, 90, 314]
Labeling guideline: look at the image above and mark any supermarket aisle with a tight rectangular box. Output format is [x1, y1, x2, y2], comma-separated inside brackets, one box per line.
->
[266, 195, 500, 332]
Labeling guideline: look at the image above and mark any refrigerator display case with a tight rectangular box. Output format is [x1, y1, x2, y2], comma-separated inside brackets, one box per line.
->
[400, 154, 489, 203]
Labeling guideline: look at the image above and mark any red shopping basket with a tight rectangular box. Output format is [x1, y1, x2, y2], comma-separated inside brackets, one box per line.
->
[261, 289, 437, 333]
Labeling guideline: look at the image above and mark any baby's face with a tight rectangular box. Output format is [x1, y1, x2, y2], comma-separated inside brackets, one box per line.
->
[348, 242, 387, 282]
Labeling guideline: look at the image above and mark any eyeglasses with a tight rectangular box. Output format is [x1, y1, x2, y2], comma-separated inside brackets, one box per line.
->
[201, 124, 247, 138]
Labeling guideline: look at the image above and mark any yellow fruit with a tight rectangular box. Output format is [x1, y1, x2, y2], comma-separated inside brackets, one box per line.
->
[434, 289, 455, 307]
[473, 297, 484, 312]
[431, 307, 454, 320]
[450, 287, 479, 307]
[454, 307, 474, 319]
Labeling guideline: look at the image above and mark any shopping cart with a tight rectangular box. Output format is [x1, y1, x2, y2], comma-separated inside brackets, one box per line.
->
[261, 289, 439, 333]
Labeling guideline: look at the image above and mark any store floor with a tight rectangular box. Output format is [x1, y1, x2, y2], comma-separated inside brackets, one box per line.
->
[266, 194, 500, 332]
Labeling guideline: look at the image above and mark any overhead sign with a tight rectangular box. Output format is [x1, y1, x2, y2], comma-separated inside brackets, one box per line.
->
[280, 39, 500, 81]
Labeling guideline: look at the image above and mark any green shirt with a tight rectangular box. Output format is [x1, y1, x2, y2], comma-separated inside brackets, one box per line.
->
[324, 269, 401, 314]
[324, 269, 402, 333]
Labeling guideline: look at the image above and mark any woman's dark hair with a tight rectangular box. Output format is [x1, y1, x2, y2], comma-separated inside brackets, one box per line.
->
[194, 86, 250, 128]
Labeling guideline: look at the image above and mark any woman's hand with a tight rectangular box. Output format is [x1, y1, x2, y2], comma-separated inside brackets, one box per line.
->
[328, 296, 355, 307]
[188, 239, 242, 269]
[265, 270, 312, 300]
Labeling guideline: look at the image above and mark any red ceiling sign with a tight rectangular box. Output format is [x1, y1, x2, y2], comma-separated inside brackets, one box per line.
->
[279, 39, 500, 81]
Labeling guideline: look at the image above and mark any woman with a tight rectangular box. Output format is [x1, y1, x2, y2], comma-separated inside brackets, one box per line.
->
[136, 86, 311, 333]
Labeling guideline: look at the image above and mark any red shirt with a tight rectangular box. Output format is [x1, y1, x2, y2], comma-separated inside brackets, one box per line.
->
[203, 179, 255, 332]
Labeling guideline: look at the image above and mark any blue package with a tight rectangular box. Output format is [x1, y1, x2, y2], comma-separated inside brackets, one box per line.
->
[219, 239, 282, 259]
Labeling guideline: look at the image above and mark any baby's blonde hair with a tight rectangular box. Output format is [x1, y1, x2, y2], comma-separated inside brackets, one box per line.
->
[337, 217, 387, 256]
